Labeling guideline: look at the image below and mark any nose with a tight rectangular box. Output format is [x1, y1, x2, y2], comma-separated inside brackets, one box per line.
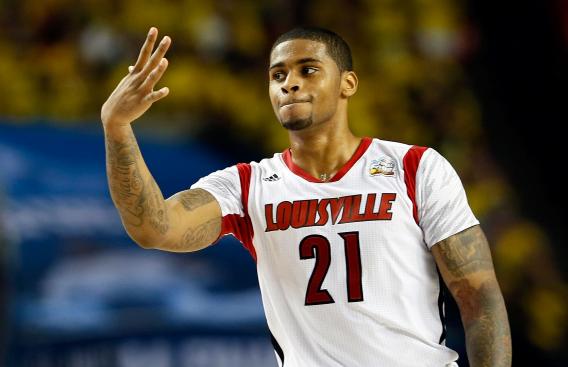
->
[281, 73, 300, 94]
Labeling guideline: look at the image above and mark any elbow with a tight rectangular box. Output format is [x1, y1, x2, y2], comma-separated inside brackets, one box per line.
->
[135, 237, 158, 249]
[124, 228, 161, 250]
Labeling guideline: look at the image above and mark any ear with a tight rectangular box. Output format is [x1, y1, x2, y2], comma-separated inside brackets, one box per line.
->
[340, 71, 358, 98]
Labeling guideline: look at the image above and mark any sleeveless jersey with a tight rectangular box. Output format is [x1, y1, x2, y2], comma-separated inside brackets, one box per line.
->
[191, 137, 478, 367]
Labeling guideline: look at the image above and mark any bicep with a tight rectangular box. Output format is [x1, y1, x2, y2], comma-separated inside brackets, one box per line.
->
[158, 188, 222, 252]
[432, 225, 496, 285]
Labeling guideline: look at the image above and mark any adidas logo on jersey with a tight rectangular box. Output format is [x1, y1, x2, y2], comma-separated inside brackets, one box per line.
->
[263, 173, 281, 182]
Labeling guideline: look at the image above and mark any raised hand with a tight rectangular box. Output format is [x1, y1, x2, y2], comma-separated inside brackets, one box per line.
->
[101, 27, 171, 127]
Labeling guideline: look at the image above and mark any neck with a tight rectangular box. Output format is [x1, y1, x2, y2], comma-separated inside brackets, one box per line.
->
[287, 117, 361, 181]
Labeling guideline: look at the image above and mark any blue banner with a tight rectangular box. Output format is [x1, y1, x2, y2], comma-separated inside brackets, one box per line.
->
[0, 122, 272, 367]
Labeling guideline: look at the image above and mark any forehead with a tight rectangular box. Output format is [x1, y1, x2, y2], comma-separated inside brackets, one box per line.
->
[270, 39, 333, 66]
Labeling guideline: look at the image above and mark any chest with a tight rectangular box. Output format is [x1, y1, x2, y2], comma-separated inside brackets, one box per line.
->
[245, 168, 433, 305]
[249, 168, 412, 233]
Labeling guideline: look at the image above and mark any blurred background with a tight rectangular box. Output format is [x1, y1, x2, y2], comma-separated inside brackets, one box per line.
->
[0, 0, 566, 366]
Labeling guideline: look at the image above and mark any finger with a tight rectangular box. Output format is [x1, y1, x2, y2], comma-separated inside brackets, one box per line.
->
[132, 27, 158, 72]
[140, 58, 168, 91]
[145, 87, 170, 103]
[140, 36, 171, 77]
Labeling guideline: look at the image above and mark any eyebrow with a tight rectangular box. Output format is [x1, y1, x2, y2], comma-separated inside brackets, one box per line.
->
[269, 57, 322, 71]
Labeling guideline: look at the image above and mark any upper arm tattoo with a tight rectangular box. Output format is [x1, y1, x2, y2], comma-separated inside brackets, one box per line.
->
[181, 218, 221, 249]
[167, 188, 221, 251]
[435, 225, 494, 278]
[173, 188, 217, 212]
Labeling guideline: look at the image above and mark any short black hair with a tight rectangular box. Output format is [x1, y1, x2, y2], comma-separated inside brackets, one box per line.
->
[271, 27, 353, 72]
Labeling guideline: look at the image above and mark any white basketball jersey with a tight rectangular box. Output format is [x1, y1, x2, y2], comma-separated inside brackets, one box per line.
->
[191, 137, 478, 367]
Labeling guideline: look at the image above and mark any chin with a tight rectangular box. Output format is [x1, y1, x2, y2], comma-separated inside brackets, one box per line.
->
[281, 118, 313, 131]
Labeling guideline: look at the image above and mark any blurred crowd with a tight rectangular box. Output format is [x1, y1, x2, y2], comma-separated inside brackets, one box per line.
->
[0, 0, 566, 362]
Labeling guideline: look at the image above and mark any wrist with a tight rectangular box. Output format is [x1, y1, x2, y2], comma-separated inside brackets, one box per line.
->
[102, 121, 133, 138]
[101, 115, 130, 128]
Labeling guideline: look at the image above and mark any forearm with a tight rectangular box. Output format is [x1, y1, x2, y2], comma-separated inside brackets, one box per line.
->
[458, 278, 512, 367]
[104, 124, 169, 246]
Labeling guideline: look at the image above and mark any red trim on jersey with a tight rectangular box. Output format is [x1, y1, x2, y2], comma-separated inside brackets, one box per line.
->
[220, 163, 257, 262]
[282, 137, 373, 183]
[237, 163, 252, 211]
[403, 145, 428, 224]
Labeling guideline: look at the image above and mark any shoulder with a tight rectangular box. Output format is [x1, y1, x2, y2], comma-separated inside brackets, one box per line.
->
[367, 139, 459, 182]
[415, 148, 456, 175]
[368, 138, 428, 158]
[376, 139, 452, 167]
[372, 138, 415, 152]
[368, 138, 435, 169]
[251, 152, 284, 170]
[211, 152, 284, 183]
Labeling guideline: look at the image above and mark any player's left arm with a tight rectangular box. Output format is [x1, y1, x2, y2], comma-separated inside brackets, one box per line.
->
[431, 224, 512, 367]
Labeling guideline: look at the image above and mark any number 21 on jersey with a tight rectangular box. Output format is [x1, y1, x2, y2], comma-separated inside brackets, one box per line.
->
[299, 231, 363, 306]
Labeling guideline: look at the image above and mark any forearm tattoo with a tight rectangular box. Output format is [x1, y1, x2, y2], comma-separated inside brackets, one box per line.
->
[105, 129, 169, 235]
[452, 279, 511, 367]
[436, 226, 512, 367]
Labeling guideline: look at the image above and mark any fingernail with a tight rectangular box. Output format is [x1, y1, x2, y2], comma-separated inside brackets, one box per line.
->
[148, 27, 156, 36]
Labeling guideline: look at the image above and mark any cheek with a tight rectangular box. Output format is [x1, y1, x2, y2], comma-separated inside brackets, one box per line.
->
[313, 81, 337, 113]
[269, 86, 279, 110]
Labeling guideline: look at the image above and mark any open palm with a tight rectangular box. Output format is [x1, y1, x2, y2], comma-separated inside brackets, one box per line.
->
[101, 27, 171, 127]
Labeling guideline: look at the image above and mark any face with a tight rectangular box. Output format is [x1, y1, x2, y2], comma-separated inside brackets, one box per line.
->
[269, 39, 343, 131]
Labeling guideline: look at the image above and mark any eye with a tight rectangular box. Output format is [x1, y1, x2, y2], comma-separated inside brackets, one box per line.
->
[302, 67, 317, 75]
[272, 71, 285, 81]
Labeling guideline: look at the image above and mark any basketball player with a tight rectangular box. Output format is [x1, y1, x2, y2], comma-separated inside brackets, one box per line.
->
[101, 26, 511, 367]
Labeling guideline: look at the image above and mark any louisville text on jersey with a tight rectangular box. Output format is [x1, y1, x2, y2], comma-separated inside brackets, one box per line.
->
[264, 193, 397, 232]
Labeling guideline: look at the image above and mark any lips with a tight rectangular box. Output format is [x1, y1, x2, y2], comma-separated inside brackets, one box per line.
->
[280, 99, 310, 108]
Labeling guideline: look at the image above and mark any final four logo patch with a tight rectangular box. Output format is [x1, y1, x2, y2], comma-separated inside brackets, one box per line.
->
[369, 156, 396, 177]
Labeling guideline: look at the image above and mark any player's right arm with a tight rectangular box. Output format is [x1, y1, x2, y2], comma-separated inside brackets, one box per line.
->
[102, 27, 222, 252]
